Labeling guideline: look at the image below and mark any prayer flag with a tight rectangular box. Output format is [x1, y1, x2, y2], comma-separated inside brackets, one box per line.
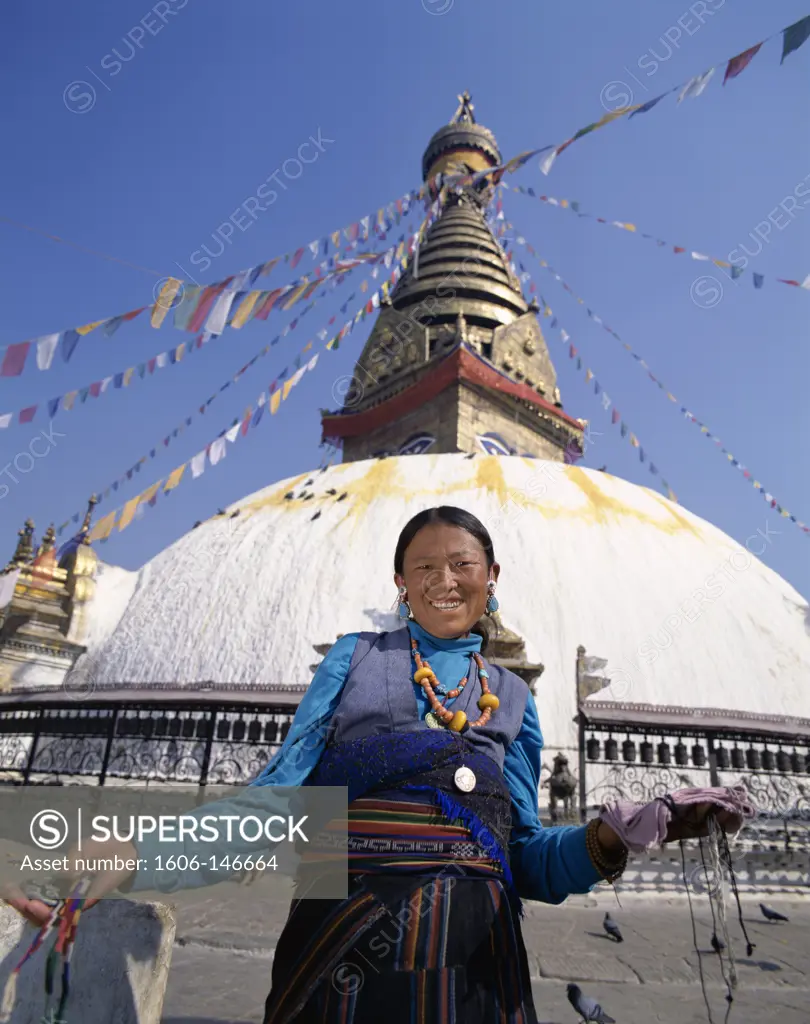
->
[118, 496, 141, 532]
[36, 334, 60, 371]
[678, 69, 715, 102]
[290, 247, 305, 269]
[753, 273, 764, 289]
[724, 43, 762, 84]
[1, 341, 30, 377]
[19, 405, 37, 424]
[89, 510, 117, 542]
[76, 319, 105, 336]
[190, 451, 206, 479]
[164, 465, 186, 493]
[205, 290, 237, 335]
[270, 390, 281, 414]
[782, 15, 810, 63]
[151, 278, 183, 327]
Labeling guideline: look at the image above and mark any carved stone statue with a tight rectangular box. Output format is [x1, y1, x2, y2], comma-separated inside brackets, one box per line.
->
[541, 753, 578, 821]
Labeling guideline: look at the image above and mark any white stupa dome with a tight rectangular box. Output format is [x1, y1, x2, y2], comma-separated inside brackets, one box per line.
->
[72, 453, 810, 755]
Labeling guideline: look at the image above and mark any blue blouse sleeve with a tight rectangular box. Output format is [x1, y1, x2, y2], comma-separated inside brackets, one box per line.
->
[504, 690, 602, 904]
[128, 633, 359, 893]
[250, 632, 360, 786]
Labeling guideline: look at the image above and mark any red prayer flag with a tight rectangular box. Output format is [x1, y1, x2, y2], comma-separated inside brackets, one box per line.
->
[89, 381, 102, 398]
[1, 341, 30, 377]
[241, 415, 251, 437]
[724, 43, 762, 84]
[148, 358, 157, 374]
[19, 405, 37, 424]
[290, 248, 305, 269]
[673, 246, 685, 254]
[611, 409, 620, 424]
[254, 289, 284, 321]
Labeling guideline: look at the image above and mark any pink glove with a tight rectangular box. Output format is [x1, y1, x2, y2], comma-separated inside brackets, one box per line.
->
[598, 784, 755, 854]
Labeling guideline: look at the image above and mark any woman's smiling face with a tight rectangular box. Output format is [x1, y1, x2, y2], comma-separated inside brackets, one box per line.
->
[395, 522, 499, 638]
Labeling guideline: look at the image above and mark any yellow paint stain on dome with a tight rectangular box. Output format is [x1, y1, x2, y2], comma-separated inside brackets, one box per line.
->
[239, 472, 311, 517]
[471, 456, 510, 504]
[649, 492, 702, 538]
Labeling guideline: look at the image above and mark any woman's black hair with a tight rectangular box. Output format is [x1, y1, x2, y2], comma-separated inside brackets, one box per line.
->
[393, 506, 496, 575]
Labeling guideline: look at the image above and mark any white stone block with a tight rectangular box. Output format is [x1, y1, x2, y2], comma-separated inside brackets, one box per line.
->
[0, 899, 175, 1024]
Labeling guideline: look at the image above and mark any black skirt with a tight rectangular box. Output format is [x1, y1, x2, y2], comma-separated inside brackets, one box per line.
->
[263, 872, 538, 1024]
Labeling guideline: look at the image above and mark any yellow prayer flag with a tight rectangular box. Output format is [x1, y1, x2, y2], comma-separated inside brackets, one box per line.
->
[63, 391, 78, 411]
[331, 231, 340, 247]
[281, 282, 310, 311]
[302, 341, 313, 354]
[164, 464, 186, 493]
[123, 368, 134, 387]
[713, 259, 730, 268]
[360, 280, 369, 293]
[151, 278, 183, 328]
[560, 199, 568, 208]
[326, 337, 338, 350]
[753, 481, 760, 489]
[623, 224, 636, 232]
[630, 435, 639, 448]
[282, 378, 294, 401]
[381, 281, 389, 300]
[270, 390, 281, 414]
[781, 509, 790, 518]
[76, 319, 106, 336]
[118, 496, 141, 532]
[140, 482, 162, 506]
[89, 510, 117, 541]
[585, 369, 593, 382]
[175, 343, 186, 362]
[231, 291, 263, 328]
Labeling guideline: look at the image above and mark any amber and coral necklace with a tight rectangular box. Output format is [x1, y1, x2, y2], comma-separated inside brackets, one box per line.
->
[410, 636, 499, 734]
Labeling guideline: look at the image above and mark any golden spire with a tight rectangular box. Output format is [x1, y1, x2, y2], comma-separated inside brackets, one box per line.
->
[79, 494, 99, 545]
[451, 90, 475, 124]
[37, 524, 56, 557]
[8, 519, 35, 569]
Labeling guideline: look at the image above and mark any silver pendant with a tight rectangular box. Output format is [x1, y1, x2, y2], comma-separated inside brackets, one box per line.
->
[454, 766, 477, 793]
[425, 711, 443, 730]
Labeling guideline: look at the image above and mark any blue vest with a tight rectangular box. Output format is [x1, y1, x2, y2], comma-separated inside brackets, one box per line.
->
[327, 627, 528, 772]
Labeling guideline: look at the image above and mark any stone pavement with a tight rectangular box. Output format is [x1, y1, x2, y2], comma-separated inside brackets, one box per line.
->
[160, 890, 810, 1023]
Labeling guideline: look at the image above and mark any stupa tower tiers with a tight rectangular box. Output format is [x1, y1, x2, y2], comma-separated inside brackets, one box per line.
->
[322, 93, 585, 462]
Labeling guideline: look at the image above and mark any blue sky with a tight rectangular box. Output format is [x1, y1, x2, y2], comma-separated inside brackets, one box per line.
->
[1, 0, 808, 600]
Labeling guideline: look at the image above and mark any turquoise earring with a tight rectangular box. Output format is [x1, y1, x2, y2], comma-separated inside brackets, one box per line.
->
[397, 585, 412, 619]
[486, 580, 499, 615]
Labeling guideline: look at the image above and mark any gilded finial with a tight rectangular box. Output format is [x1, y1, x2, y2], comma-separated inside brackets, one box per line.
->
[79, 494, 99, 545]
[9, 518, 35, 569]
[451, 90, 475, 124]
[37, 524, 56, 557]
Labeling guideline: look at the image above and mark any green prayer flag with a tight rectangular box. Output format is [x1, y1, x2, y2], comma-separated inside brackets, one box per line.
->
[782, 15, 810, 63]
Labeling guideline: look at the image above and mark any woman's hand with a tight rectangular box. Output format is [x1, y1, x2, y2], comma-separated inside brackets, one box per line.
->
[1, 837, 138, 928]
[664, 801, 743, 843]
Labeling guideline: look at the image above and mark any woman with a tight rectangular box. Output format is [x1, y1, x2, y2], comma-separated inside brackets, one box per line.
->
[6, 506, 742, 1023]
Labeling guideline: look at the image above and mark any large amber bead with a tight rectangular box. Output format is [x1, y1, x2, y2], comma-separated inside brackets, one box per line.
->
[448, 710, 468, 732]
[478, 693, 500, 711]
[413, 667, 434, 684]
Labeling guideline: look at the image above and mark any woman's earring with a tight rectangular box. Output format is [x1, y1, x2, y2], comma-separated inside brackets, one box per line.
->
[486, 580, 499, 615]
[397, 585, 412, 620]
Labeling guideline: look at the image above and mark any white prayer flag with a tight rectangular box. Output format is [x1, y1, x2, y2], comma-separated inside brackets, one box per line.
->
[209, 437, 227, 466]
[0, 569, 21, 609]
[190, 451, 206, 478]
[225, 424, 240, 444]
[36, 334, 60, 371]
[0, 413, 12, 429]
[678, 68, 715, 102]
[204, 290, 237, 336]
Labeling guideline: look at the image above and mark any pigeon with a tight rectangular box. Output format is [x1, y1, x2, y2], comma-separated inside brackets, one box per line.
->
[304, 493, 314, 501]
[337, 492, 348, 502]
[711, 933, 725, 953]
[296, 491, 308, 499]
[566, 983, 615, 1023]
[464, 452, 476, 459]
[760, 903, 789, 923]
[326, 488, 337, 496]
[602, 912, 623, 942]
[192, 521, 201, 529]
[310, 510, 321, 521]
[305, 478, 314, 486]
[230, 510, 240, 518]
[284, 492, 294, 500]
